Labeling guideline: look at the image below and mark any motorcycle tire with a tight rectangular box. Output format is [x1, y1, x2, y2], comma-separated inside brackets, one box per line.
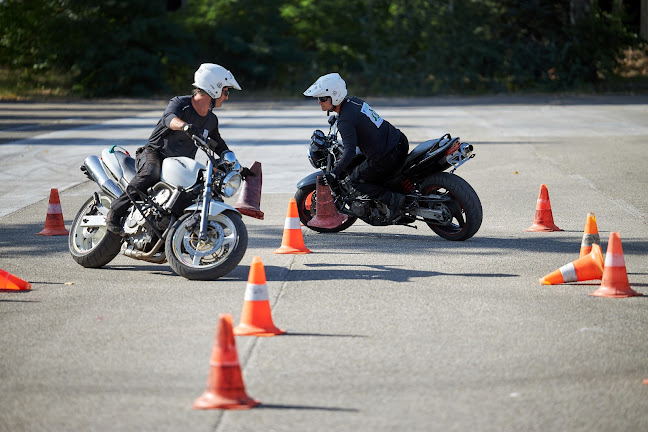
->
[165, 209, 248, 280]
[295, 184, 357, 233]
[419, 172, 482, 241]
[69, 194, 123, 268]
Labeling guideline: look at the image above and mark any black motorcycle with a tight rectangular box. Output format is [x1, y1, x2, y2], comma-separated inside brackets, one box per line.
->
[295, 115, 483, 241]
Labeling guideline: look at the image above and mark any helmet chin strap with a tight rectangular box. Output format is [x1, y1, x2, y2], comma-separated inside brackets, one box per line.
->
[327, 102, 341, 115]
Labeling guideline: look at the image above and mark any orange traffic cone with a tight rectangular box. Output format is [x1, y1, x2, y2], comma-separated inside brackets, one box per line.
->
[274, 198, 311, 254]
[36, 188, 69, 236]
[525, 184, 562, 232]
[307, 176, 348, 229]
[579, 212, 600, 258]
[539, 244, 604, 285]
[589, 232, 642, 298]
[0, 269, 32, 292]
[234, 256, 286, 336]
[235, 161, 264, 220]
[193, 314, 260, 410]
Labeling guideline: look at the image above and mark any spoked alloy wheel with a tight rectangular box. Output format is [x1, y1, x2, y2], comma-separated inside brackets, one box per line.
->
[294, 184, 357, 233]
[165, 210, 248, 280]
[419, 172, 482, 241]
[68, 194, 123, 267]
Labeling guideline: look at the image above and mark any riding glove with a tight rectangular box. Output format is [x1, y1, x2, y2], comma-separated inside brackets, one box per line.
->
[319, 172, 337, 187]
[240, 167, 255, 179]
[181, 123, 201, 138]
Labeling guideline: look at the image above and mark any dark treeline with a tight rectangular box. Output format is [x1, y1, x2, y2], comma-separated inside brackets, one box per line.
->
[0, 0, 643, 97]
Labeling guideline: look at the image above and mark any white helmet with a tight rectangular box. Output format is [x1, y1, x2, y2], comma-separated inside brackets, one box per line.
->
[192, 63, 242, 99]
[303, 73, 347, 106]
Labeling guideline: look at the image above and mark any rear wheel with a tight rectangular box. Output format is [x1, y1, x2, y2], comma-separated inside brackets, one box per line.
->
[295, 184, 357, 233]
[68, 194, 123, 267]
[419, 173, 482, 241]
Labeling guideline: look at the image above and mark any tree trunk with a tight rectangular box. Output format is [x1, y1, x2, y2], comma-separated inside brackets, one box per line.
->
[570, 0, 591, 25]
[642, 0, 648, 41]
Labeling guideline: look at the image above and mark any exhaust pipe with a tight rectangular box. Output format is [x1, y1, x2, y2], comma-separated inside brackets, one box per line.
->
[82, 155, 123, 199]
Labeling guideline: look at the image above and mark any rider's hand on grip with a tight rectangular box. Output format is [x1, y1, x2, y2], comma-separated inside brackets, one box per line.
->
[181, 123, 201, 138]
[240, 167, 255, 180]
[319, 172, 336, 187]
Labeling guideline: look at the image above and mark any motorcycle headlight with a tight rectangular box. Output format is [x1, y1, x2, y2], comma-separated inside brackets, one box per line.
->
[221, 171, 242, 197]
[311, 129, 326, 146]
[308, 143, 327, 168]
[308, 130, 329, 168]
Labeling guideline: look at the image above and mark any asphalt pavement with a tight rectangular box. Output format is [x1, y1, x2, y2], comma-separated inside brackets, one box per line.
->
[0, 96, 647, 432]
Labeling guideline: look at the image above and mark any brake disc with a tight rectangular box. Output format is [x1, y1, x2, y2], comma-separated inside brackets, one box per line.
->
[182, 220, 225, 257]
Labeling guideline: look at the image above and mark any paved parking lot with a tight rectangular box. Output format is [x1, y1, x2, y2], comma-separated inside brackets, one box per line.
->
[1, 96, 647, 431]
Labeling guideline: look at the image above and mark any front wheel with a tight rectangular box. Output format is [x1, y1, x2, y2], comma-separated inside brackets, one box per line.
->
[165, 210, 248, 280]
[295, 183, 357, 233]
[419, 173, 482, 241]
[69, 194, 123, 267]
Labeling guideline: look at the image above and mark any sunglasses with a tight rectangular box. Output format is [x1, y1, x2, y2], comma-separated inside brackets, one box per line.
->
[222, 88, 230, 98]
[318, 96, 330, 103]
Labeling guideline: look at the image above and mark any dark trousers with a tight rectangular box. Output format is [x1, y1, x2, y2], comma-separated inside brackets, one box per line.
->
[109, 147, 162, 218]
[349, 134, 409, 202]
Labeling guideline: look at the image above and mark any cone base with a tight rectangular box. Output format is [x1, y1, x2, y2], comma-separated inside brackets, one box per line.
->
[589, 285, 642, 298]
[0, 286, 31, 292]
[525, 223, 563, 232]
[234, 323, 286, 337]
[36, 228, 69, 236]
[236, 207, 264, 220]
[308, 214, 348, 229]
[273, 245, 311, 254]
[1, 270, 32, 291]
[193, 391, 260, 410]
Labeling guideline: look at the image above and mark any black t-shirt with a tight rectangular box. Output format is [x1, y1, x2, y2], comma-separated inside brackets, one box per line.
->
[147, 95, 228, 158]
[333, 96, 402, 176]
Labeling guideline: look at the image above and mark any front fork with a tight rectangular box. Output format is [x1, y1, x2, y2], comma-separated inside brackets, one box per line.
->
[199, 158, 214, 240]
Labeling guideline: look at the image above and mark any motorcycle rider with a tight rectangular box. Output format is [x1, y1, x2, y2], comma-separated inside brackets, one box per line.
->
[303, 72, 409, 221]
[106, 63, 251, 233]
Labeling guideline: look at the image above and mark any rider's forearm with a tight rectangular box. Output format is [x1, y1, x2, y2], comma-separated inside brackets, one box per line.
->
[169, 117, 186, 131]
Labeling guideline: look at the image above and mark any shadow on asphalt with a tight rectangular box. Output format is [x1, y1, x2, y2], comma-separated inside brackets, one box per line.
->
[282, 332, 368, 338]
[256, 403, 359, 412]
[3, 222, 648, 257]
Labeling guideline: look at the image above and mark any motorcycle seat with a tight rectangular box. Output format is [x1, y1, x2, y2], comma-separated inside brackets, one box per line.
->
[403, 138, 442, 166]
[113, 150, 137, 182]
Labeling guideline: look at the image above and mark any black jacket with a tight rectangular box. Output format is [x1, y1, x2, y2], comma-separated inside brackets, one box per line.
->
[147, 95, 229, 158]
[333, 96, 402, 176]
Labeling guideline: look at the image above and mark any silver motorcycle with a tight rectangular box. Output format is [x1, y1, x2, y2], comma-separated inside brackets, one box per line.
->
[68, 136, 248, 280]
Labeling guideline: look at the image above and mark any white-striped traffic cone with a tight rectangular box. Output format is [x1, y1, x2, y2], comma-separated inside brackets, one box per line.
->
[37, 188, 69, 236]
[274, 198, 311, 254]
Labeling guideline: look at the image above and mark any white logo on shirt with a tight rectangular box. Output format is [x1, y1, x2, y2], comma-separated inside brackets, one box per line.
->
[361, 102, 384, 128]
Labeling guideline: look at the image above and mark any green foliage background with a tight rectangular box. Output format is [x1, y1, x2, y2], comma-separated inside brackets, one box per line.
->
[0, 0, 643, 97]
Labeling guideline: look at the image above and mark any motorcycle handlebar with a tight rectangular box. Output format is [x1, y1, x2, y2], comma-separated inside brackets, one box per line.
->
[192, 135, 207, 147]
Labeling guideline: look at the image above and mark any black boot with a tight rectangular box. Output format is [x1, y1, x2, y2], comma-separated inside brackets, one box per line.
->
[105, 209, 123, 234]
[387, 192, 405, 222]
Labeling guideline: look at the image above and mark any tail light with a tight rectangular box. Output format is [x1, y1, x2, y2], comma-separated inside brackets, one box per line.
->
[444, 140, 461, 156]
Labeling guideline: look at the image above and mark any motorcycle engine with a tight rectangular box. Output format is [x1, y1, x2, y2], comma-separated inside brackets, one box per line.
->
[123, 209, 153, 250]
[351, 200, 369, 217]
[123, 206, 170, 251]
[350, 199, 389, 224]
